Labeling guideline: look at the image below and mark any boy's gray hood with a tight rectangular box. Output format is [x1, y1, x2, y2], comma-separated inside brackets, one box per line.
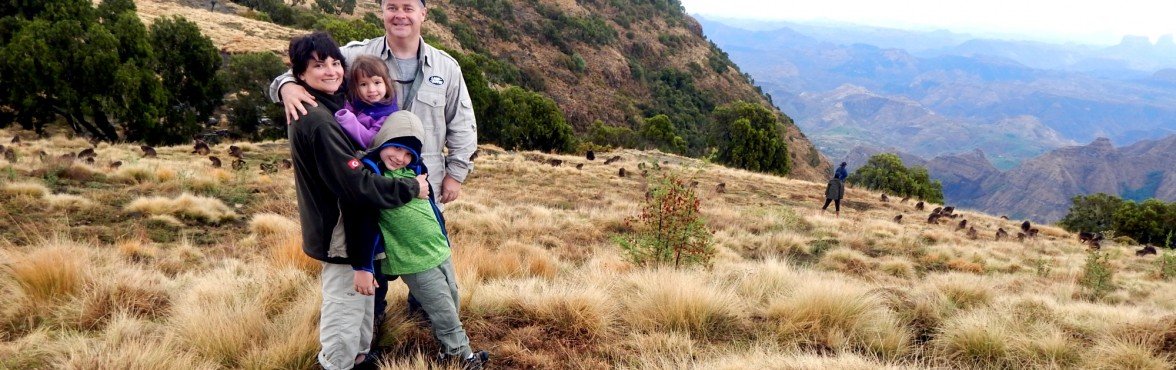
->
[364, 110, 426, 156]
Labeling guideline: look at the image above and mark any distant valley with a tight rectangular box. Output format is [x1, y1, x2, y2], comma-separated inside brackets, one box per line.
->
[698, 17, 1176, 220]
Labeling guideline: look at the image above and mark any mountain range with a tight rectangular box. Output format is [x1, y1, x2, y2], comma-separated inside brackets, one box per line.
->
[697, 17, 1176, 169]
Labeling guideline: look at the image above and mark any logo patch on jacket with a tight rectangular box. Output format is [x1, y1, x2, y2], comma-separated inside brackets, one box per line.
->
[428, 76, 445, 85]
[347, 158, 360, 170]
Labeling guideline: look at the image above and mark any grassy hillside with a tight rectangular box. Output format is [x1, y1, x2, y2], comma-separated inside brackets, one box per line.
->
[1, 129, 1173, 369]
[125, 0, 830, 181]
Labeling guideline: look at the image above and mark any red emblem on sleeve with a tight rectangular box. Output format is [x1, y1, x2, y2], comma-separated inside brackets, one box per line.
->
[347, 158, 360, 169]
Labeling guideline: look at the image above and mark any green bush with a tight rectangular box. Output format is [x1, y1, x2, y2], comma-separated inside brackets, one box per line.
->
[1059, 193, 1124, 233]
[588, 120, 637, 149]
[483, 87, 574, 153]
[709, 101, 791, 175]
[314, 0, 356, 15]
[1159, 251, 1176, 280]
[313, 17, 382, 44]
[1059, 194, 1175, 247]
[639, 114, 686, 153]
[1079, 250, 1115, 300]
[617, 172, 714, 268]
[219, 52, 287, 140]
[148, 16, 224, 145]
[846, 153, 944, 203]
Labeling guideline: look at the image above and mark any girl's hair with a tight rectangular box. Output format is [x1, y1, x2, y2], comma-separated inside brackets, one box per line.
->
[289, 32, 345, 81]
[346, 55, 396, 104]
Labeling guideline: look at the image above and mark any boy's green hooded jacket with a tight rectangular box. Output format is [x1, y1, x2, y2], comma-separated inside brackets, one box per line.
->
[361, 111, 451, 276]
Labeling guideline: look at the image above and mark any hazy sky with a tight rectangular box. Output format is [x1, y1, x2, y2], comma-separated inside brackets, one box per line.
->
[679, 0, 1176, 45]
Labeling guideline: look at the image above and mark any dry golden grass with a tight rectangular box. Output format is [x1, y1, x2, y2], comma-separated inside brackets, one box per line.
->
[1, 130, 1173, 369]
[1, 181, 49, 198]
[124, 192, 238, 224]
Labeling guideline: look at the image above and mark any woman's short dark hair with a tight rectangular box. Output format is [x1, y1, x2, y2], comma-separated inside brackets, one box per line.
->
[289, 32, 346, 82]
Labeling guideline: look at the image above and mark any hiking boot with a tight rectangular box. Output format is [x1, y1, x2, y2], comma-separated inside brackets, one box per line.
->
[462, 351, 490, 370]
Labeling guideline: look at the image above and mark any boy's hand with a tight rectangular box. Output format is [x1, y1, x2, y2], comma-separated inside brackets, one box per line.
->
[416, 175, 429, 199]
[280, 83, 317, 124]
[353, 270, 378, 296]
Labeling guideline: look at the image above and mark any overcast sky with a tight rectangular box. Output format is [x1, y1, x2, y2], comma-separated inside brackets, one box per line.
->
[678, 0, 1176, 45]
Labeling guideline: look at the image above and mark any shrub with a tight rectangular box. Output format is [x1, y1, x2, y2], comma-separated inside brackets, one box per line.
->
[639, 114, 686, 154]
[1158, 251, 1176, 280]
[482, 87, 574, 152]
[617, 173, 714, 268]
[313, 17, 381, 44]
[588, 120, 637, 149]
[1079, 250, 1115, 300]
[847, 153, 944, 203]
[148, 16, 224, 145]
[219, 52, 287, 139]
[710, 101, 790, 175]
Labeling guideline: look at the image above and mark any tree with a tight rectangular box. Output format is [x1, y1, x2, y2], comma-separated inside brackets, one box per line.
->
[219, 52, 287, 140]
[710, 101, 790, 175]
[639, 114, 686, 154]
[313, 17, 381, 44]
[0, 0, 163, 141]
[847, 153, 944, 203]
[1058, 193, 1125, 233]
[314, 0, 356, 15]
[149, 16, 224, 144]
[485, 87, 575, 152]
[1113, 199, 1171, 246]
[618, 172, 714, 268]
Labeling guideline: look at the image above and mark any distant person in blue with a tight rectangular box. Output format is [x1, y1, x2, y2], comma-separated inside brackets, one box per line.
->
[821, 162, 848, 217]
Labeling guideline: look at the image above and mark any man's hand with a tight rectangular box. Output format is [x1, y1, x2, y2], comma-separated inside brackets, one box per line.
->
[279, 83, 317, 124]
[353, 270, 378, 296]
[416, 174, 430, 199]
[440, 175, 462, 204]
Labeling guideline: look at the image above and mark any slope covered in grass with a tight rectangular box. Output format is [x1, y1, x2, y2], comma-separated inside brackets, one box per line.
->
[0, 129, 1173, 369]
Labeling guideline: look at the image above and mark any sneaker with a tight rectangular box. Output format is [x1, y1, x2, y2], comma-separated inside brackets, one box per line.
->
[462, 351, 490, 370]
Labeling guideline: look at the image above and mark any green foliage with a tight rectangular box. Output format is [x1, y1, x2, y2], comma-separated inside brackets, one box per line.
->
[617, 172, 714, 268]
[0, 0, 165, 142]
[219, 52, 287, 140]
[313, 17, 382, 44]
[427, 8, 449, 25]
[1058, 193, 1124, 233]
[709, 101, 791, 175]
[640, 68, 714, 153]
[449, 22, 481, 52]
[484, 87, 575, 152]
[444, 48, 498, 141]
[230, 0, 319, 29]
[639, 115, 686, 153]
[314, 0, 356, 15]
[846, 153, 944, 203]
[450, 0, 514, 20]
[1158, 250, 1176, 280]
[706, 41, 732, 74]
[1059, 194, 1174, 248]
[1079, 250, 1115, 300]
[533, 3, 616, 51]
[564, 53, 586, 74]
[1113, 199, 1172, 246]
[148, 16, 224, 145]
[588, 120, 637, 149]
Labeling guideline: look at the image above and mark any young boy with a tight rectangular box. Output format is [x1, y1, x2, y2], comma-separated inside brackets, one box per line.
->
[360, 111, 489, 369]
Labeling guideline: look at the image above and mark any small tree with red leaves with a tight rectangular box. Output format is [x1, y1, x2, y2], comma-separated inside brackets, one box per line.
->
[618, 172, 714, 268]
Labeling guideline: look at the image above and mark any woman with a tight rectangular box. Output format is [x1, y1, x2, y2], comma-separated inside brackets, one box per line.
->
[821, 162, 848, 217]
[285, 31, 427, 370]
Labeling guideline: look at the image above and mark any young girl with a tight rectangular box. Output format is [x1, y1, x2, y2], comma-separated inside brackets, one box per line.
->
[335, 55, 398, 148]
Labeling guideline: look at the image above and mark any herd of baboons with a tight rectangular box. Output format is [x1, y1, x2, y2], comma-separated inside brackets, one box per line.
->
[2, 133, 292, 175]
[873, 191, 1161, 256]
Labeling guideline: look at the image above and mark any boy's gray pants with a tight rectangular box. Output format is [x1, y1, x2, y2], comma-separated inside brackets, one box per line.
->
[318, 262, 374, 370]
[398, 257, 471, 359]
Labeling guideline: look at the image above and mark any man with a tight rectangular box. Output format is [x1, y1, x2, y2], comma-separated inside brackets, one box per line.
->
[270, 0, 476, 207]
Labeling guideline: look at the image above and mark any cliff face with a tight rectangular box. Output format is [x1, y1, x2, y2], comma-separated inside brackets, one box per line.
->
[974, 136, 1176, 221]
[926, 149, 1000, 203]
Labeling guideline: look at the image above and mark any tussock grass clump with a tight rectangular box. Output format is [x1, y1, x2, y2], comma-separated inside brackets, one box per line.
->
[169, 265, 269, 367]
[878, 257, 917, 279]
[673, 348, 902, 370]
[116, 239, 160, 262]
[44, 193, 95, 210]
[75, 268, 171, 331]
[124, 192, 238, 224]
[248, 212, 299, 238]
[765, 279, 911, 359]
[929, 274, 995, 310]
[934, 309, 1016, 368]
[515, 281, 618, 340]
[112, 164, 157, 184]
[267, 235, 319, 273]
[4, 242, 90, 305]
[1, 181, 48, 198]
[1084, 338, 1171, 370]
[622, 269, 742, 339]
[457, 241, 559, 281]
[729, 259, 802, 304]
[616, 331, 697, 367]
[818, 248, 876, 276]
